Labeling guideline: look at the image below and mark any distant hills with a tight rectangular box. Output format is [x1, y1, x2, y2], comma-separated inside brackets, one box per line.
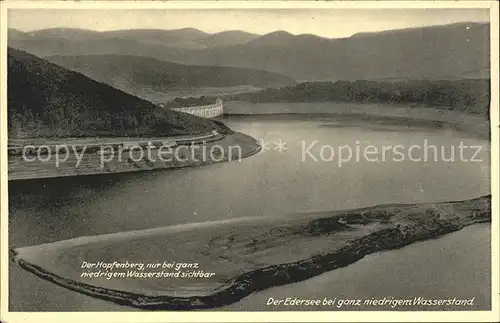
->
[44, 54, 296, 94]
[7, 48, 216, 138]
[9, 27, 259, 50]
[9, 22, 490, 81]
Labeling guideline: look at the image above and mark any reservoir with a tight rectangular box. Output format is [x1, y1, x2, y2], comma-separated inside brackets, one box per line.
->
[221, 223, 491, 311]
[8, 103, 491, 311]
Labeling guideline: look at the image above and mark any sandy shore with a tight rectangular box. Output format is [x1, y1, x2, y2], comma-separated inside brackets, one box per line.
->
[224, 101, 490, 139]
[221, 223, 491, 311]
[12, 195, 490, 310]
[8, 131, 261, 180]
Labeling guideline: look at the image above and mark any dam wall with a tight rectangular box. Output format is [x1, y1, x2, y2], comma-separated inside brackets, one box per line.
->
[172, 99, 224, 118]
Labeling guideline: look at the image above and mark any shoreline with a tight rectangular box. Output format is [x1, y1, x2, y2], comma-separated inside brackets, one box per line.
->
[220, 222, 491, 311]
[223, 101, 491, 139]
[12, 195, 491, 310]
[223, 100, 491, 122]
[8, 102, 491, 181]
[7, 131, 261, 181]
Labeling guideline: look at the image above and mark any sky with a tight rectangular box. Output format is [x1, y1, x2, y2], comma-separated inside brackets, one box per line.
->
[8, 8, 490, 38]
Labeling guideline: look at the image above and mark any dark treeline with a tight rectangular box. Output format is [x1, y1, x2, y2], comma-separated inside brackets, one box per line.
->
[228, 79, 490, 116]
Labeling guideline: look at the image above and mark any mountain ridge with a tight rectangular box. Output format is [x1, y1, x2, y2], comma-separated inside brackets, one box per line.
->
[9, 22, 490, 80]
[13, 21, 486, 40]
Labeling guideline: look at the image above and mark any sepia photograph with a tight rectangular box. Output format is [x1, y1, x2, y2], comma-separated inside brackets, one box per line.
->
[0, 1, 498, 322]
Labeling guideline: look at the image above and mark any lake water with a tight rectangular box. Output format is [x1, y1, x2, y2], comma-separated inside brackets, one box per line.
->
[221, 223, 491, 311]
[8, 103, 491, 311]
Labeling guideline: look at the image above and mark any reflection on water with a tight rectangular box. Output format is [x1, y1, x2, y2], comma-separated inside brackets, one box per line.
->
[8, 112, 491, 311]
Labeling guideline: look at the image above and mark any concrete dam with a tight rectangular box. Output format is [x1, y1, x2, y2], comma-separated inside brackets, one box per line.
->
[171, 99, 224, 118]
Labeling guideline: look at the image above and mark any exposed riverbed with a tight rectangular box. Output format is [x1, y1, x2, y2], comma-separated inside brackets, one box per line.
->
[8, 103, 491, 311]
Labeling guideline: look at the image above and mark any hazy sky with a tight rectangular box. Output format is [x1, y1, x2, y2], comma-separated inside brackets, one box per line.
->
[8, 9, 490, 38]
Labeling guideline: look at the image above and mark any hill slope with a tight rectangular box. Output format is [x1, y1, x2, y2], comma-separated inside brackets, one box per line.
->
[9, 23, 490, 80]
[7, 48, 216, 138]
[45, 54, 296, 92]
